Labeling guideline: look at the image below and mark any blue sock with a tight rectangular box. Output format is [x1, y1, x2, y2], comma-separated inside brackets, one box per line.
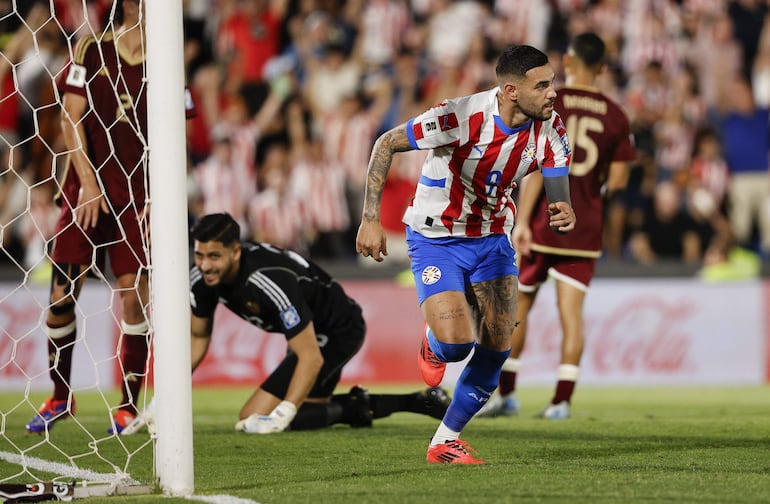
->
[427, 328, 474, 362]
[443, 345, 511, 432]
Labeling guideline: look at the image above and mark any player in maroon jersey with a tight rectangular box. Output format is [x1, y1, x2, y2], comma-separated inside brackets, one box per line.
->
[479, 32, 636, 419]
[26, 0, 153, 435]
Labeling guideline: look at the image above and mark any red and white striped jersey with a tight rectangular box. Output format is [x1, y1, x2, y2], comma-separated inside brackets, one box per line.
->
[291, 156, 350, 233]
[228, 123, 261, 202]
[359, 0, 412, 66]
[322, 111, 379, 189]
[690, 156, 729, 207]
[248, 188, 308, 253]
[403, 88, 572, 238]
[194, 155, 248, 234]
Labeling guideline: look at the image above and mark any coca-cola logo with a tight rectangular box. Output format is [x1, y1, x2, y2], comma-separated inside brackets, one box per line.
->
[592, 297, 692, 374]
[520, 293, 695, 377]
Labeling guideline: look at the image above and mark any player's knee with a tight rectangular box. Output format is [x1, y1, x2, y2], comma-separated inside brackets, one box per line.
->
[44, 320, 77, 340]
[50, 263, 82, 289]
[49, 263, 81, 306]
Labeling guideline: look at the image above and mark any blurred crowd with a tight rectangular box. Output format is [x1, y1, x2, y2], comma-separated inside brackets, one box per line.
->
[0, 0, 769, 277]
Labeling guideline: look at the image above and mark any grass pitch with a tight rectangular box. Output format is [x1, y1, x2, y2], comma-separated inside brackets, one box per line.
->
[1, 386, 769, 503]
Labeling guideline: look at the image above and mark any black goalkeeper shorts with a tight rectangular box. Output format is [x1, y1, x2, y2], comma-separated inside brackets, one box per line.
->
[260, 306, 366, 399]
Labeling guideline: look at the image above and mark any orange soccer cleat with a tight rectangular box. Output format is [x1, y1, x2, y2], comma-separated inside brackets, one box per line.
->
[108, 408, 137, 435]
[426, 439, 485, 465]
[25, 397, 76, 433]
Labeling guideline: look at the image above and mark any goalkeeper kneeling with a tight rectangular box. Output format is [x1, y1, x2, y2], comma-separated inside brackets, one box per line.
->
[123, 213, 449, 435]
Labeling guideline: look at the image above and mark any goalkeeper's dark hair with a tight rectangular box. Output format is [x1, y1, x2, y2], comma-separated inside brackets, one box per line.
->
[496, 45, 549, 80]
[570, 32, 605, 68]
[191, 213, 240, 246]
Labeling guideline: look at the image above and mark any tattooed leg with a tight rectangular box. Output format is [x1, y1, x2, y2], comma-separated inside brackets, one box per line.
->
[471, 275, 518, 351]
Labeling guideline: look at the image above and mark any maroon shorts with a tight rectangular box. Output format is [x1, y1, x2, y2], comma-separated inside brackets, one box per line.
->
[50, 202, 147, 278]
[517, 250, 596, 292]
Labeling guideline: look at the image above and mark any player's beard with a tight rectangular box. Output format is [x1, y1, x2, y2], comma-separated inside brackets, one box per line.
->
[201, 258, 235, 286]
[521, 100, 554, 122]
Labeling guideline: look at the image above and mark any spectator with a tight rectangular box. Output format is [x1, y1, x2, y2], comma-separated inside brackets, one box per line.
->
[193, 132, 246, 229]
[356, 0, 413, 68]
[0, 3, 65, 268]
[628, 181, 703, 265]
[302, 41, 362, 125]
[653, 106, 694, 185]
[685, 126, 733, 266]
[248, 141, 310, 253]
[319, 76, 393, 248]
[196, 77, 293, 234]
[286, 102, 351, 260]
[716, 75, 770, 256]
[683, 9, 742, 111]
[728, 0, 769, 78]
[215, 0, 287, 94]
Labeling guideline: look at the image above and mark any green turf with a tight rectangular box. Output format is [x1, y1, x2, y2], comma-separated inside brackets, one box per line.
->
[2, 386, 769, 503]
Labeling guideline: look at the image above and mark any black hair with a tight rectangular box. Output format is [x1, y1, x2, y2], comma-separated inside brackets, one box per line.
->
[495, 45, 549, 79]
[190, 213, 240, 246]
[570, 32, 605, 67]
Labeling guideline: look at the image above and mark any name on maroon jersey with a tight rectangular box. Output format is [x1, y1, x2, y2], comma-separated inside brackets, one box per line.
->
[562, 95, 608, 115]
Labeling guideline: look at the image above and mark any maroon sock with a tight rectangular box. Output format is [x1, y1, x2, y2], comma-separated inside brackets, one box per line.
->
[47, 328, 76, 401]
[498, 371, 517, 396]
[119, 334, 149, 414]
[553, 380, 576, 404]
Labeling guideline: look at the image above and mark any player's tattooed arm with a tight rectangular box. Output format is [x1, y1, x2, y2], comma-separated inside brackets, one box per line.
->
[362, 124, 413, 222]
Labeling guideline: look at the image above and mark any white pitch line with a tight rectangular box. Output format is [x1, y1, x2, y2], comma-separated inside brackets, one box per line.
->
[186, 495, 262, 504]
[0, 450, 138, 484]
[1, 450, 261, 503]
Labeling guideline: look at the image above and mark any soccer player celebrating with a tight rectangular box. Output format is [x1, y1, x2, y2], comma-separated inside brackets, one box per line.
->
[356, 45, 576, 464]
[26, 0, 157, 435]
[479, 32, 636, 419]
[164, 212, 448, 434]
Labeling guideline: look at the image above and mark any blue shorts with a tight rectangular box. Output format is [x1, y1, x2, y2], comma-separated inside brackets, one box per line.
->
[406, 227, 518, 305]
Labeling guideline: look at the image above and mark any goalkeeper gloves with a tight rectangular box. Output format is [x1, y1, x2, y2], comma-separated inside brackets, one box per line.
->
[235, 401, 297, 434]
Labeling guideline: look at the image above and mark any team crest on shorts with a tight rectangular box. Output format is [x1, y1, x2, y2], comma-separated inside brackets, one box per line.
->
[421, 266, 442, 285]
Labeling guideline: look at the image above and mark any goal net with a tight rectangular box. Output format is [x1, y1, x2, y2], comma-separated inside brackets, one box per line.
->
[0, 0, 192, 498]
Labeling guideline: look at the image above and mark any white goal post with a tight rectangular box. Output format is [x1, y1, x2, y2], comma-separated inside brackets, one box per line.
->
[146, 0, 194, 496]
